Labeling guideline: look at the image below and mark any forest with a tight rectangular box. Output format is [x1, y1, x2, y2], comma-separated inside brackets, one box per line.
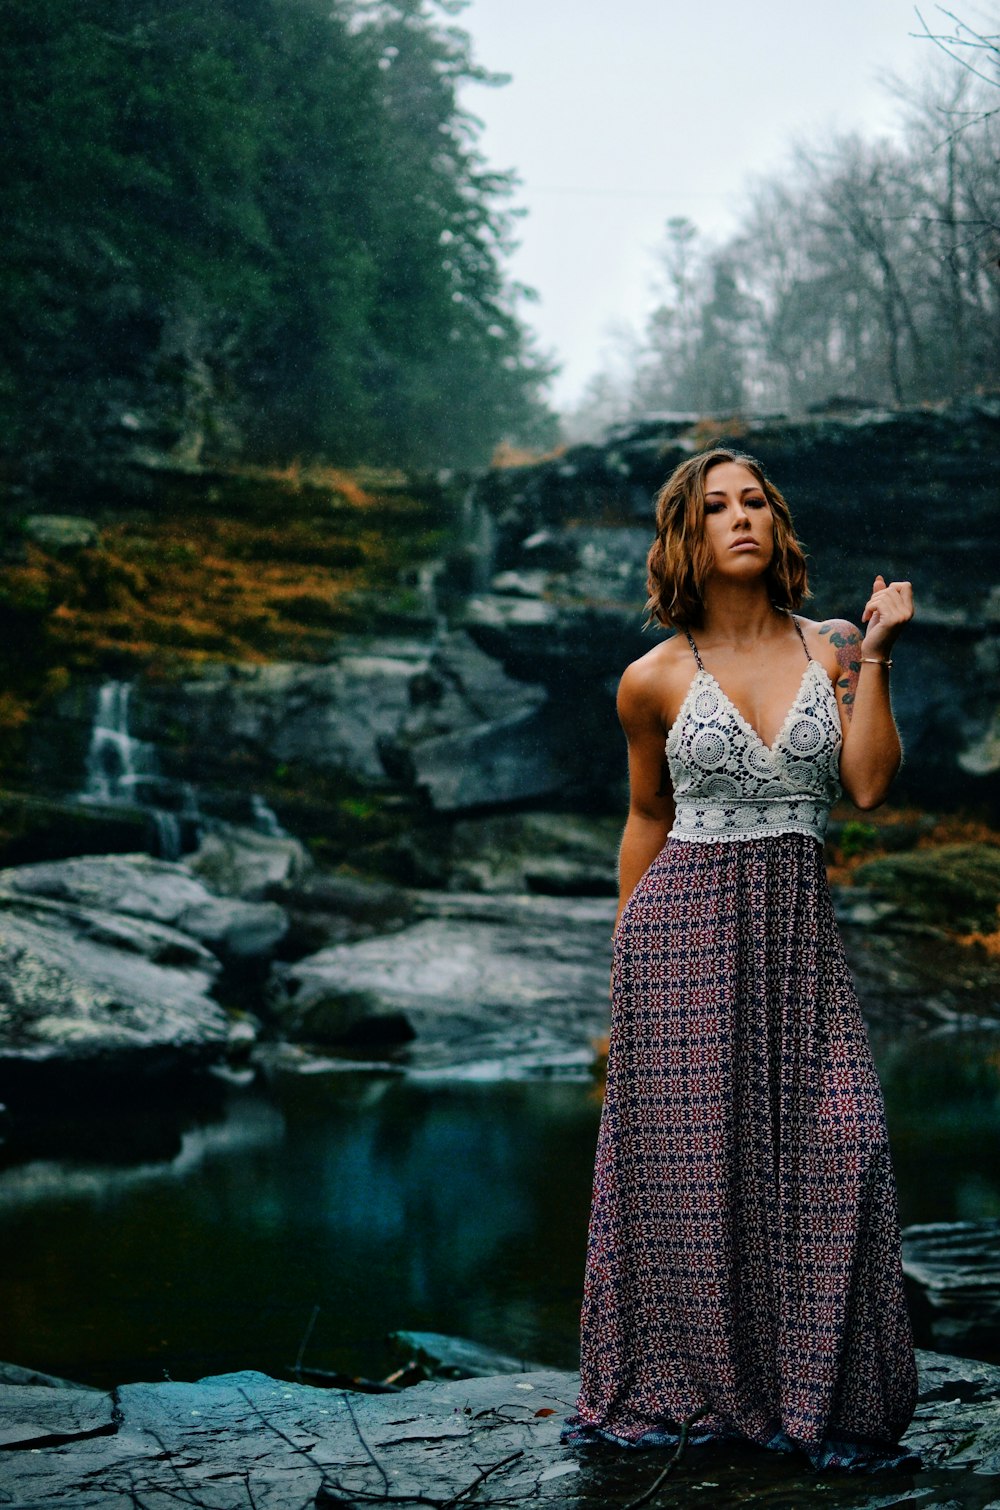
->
[0, 0, 557, 475]
[570, 19, 1000, 433]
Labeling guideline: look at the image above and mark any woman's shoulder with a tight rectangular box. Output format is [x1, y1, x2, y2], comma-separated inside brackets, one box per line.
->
[617, 632, 694, 726]
[793, 613, 864, 678]
[619, 631, 693, 684]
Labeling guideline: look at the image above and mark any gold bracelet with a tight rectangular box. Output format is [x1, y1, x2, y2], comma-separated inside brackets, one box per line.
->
[860, 657, 893, 667]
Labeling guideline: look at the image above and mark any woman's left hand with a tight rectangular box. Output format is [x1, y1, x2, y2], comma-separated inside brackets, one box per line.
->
[861, 574, 914, 656]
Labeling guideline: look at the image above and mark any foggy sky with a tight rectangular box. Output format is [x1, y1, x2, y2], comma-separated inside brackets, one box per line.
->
[459, 0, 944, 407]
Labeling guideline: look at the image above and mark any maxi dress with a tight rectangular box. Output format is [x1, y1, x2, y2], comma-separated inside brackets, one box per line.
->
[563, 617, 921, 1473]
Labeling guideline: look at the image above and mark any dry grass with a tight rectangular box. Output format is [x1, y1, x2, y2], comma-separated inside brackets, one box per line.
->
[0, 465, 446, 782]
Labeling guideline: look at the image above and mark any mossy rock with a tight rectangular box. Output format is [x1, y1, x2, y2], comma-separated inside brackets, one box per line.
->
[852, 843, 1000, 933]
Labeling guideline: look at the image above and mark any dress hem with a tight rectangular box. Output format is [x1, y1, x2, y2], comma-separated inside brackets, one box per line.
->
[559, 1415, 923, 1474]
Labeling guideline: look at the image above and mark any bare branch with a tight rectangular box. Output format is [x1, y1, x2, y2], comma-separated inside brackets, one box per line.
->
[293, 1303, 321, 1381]
[621, 1405, 712, 1510]
[439, 1449, 525, 1509]
[343, 1389, 391, 1500]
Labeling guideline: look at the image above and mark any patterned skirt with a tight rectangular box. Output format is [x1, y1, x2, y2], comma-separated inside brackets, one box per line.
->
[563, 833, 921, 1473]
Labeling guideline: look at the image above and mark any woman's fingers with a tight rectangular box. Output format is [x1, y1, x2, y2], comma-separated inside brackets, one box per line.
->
[861, 578, 914, 639]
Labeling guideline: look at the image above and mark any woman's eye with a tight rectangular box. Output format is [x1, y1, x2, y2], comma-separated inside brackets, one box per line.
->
[747, 497, 767, 508]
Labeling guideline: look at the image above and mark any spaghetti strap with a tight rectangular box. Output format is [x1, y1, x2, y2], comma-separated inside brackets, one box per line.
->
[684, 629, 705, 671]
[789, 613, 812, 661]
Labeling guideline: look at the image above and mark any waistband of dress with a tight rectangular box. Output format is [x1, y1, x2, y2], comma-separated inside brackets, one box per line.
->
[669, 797, 829, 844]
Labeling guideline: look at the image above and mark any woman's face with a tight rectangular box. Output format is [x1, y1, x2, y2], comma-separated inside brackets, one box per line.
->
[702, 461, 775, 577]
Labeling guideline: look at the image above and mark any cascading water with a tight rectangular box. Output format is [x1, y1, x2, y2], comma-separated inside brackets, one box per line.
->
[78, 680, 288, 857]
[78, 680, 201, 860]
[250, 793, 287, 838]
[79, 681, 153, 804]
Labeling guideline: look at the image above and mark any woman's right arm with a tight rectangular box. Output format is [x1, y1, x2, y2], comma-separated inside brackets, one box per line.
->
[614, 659, 676, 931]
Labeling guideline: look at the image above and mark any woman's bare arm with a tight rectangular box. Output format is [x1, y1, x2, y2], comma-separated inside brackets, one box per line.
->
[821, 576, 914, 810]
[615, 658, 676, 929]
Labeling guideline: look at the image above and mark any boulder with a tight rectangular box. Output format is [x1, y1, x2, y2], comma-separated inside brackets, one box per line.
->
[0, 1360, 99, 1390]
[902, 1219, 1000, 1360]
[0, 854, 288, 963]
[265, 870, 415, 955]
[387, 1330, 547, 1379]
[448, 810, 619, 894]
[124, 631, 547, 795]
[0, 905, 230, 1102]
[0, 789, 156, 869]
[22, 514, 100, 551]
[407, 706, 566, 810]
[183, 822, 311, 899]
[267, 891, 615, 1071]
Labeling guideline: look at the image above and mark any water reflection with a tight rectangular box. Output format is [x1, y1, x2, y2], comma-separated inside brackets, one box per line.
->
[0, 1025, 998, 1391]
[0, 1073, 596, 1390]
[873, 1025, 1000, 1224]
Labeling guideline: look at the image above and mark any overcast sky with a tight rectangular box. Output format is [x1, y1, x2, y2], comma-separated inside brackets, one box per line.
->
[458, 0, 941, 408]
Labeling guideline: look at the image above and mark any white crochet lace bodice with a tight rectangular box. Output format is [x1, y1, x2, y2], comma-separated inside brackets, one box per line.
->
[666, 624, 843, 844]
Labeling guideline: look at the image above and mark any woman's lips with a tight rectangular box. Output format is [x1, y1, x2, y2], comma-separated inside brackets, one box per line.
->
[729, 540, 759, 551]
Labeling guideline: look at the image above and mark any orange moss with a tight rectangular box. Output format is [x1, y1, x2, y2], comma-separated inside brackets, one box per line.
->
[490, 440, 566, 469]
[824, 804, 1000, 886]
[0, 693, 30, 730]
[957, 930, 1000, 957]
[922, 815, 1000, 848]
[685, 417, 749, 450]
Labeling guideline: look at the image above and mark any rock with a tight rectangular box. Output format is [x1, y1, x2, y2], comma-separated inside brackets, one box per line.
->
[902, 1219, 1000, 1360]
[0, 789, 157, 869]
[0, 1352, 998, 1506]
[850, 844, 1000, 935]
[267, 891, 615, 1071]
[407, 705, 567, 810]
[0, 854, 288, 963]
[266, 953, 416, 1047]
[448, 811, 619, 894]
[0, 1381, 114, 1450]
[21, 513, 100, 551]
[266, 870, 415, 955]
[124, 631, 546, 796]
[0, 904, 230, 1102]
[183, 822, 312, 900]
[0, 1361, 100, 1390]
[838, 920, 1000, 1030]
[387, 1330, 547, 1379]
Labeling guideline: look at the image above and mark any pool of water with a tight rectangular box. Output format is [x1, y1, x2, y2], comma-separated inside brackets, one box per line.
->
[2, 1024, 999, 1391]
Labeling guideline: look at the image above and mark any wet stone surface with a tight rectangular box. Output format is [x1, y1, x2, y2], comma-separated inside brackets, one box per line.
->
[1, 1352, 1000, 1509]
[903, 1221, 1000, 1361]
[266, 891, 617, 1072]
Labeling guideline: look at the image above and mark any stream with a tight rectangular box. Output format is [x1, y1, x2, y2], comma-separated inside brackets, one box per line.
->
[1, 1023, 999, 1393]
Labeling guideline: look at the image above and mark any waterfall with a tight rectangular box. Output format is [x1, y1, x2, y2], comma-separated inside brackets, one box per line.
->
[78, 679, 286, 857]
[79, 681, 156, 805]
[250, 794, 287, 838]
[78, 680, 201, 860]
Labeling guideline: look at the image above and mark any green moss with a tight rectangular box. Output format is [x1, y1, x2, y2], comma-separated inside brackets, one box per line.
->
[853, 843, 1000, 934]
[839, 820, 881, 860]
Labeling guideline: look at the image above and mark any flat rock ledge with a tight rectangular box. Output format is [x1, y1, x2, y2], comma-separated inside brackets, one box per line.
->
[1, 1351, 999, 1509]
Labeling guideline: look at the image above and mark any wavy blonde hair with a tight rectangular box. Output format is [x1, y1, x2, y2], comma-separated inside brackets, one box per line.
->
[644, 447, 810, 629]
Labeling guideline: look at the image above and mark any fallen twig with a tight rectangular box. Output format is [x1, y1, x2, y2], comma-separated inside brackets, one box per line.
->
[316, 1445, 525, 1508]
[621, 1407, 712, 1510]
[439, 1448, 525, 1508]
[344, 1389, 391, 1500]
[295, 1304, 322, 1381]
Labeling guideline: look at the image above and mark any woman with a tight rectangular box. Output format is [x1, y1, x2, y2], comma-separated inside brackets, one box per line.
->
[562, 448, 921, 1473]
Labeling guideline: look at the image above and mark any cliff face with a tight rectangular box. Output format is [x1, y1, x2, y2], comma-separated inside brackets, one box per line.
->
[455, 402, 1000, 814]
[11, 403, 1000, 868]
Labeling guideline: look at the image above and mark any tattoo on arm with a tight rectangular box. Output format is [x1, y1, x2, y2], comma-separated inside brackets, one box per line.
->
[819, 621, 862, 722]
